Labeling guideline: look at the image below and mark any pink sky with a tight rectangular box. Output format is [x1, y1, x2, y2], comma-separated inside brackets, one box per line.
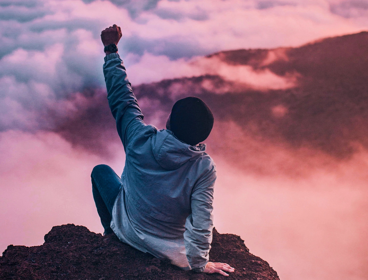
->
[1, 1, 368, 280]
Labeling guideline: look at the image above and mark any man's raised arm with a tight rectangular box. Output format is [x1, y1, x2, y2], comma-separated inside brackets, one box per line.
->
[101, 24, 145, 149]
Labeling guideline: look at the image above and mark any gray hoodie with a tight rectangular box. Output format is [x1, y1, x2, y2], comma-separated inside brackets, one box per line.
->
[104, 53, 216, 271]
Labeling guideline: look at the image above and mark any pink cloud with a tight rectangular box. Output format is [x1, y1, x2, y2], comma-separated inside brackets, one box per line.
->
[0, 130, 125, 251]
[212, 147, 368, 280]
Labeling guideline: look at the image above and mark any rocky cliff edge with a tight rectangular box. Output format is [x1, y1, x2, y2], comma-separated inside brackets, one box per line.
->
[0, 224, 279, 280]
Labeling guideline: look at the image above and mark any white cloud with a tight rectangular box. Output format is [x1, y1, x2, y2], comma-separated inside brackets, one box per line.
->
[0, 44, 64, 83]
[126, 52, 297, 90]
[194, 56, 298, 90]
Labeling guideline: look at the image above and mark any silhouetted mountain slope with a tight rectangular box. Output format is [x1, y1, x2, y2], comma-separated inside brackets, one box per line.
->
[134, 31, 368, 166]
[211, 32, 368, 84]
[0, 224, 279, 280]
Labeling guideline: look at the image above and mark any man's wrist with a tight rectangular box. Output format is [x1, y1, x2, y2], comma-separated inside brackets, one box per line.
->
[192, 265, 206, 273]
[104, 44, 118, 54]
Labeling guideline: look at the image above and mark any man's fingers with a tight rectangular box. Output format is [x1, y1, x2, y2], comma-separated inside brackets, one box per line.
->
[216, 269, 229, 277]
[223, 266, 235, 272]
[217, 263, 234, 272]
[214, 263, 228, 268]
[223, 264, 234, 269]
[102, 25, 120, 32]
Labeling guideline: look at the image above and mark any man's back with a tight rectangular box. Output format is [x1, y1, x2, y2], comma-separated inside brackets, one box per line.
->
[104, 53, 216, 270]
[121, 127, 215, 237]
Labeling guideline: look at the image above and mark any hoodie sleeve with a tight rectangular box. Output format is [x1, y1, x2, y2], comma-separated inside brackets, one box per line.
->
[184, 160, 216, 271]
[103, 53, 145, 150]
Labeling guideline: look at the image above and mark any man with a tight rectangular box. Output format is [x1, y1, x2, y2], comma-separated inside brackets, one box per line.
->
[91, 24, 235, 276]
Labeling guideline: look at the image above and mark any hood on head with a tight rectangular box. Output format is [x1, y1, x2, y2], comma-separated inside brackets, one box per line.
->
[151, 130, 206, 170]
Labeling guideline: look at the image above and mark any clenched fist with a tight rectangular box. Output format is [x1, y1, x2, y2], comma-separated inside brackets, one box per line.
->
[101, 24, 122, 47]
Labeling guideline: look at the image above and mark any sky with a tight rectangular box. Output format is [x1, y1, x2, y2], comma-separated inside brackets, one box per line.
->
[1, 0, 368, 280]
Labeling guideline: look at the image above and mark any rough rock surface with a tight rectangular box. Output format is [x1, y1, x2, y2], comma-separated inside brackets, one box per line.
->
[0, 224, 279, 279]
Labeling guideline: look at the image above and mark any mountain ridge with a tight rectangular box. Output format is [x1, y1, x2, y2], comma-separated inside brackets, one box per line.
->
[132, 30, 368, 172]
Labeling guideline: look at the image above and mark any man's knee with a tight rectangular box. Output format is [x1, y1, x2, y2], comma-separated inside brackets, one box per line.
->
[91, 164, 112, 179]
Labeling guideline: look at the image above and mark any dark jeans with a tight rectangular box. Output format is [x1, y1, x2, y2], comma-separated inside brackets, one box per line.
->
[91, 164, 122, 235]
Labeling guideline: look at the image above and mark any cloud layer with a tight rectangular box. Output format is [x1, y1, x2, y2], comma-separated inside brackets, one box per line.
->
[1, 0, 368, 138]
[1, 1, 368, 280]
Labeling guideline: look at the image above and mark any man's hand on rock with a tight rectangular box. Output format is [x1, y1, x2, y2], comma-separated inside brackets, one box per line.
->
[101, 24, 122, 53]
[203, 262, 235, 276]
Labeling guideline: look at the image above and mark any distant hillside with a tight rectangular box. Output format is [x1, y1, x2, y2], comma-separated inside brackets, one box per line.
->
[134, 31, 368, 168]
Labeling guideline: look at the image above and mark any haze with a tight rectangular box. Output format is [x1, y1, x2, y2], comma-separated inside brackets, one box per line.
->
[1, 1, 368, 280]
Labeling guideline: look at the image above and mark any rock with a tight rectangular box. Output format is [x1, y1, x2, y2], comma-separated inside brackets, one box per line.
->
[0, 224, 279, 279]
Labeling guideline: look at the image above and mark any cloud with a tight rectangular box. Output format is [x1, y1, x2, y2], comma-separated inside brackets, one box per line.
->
[330, 0, 368, 18]
[0, 42, 103, 131]
[194, 56, 298, 90]
[0, 130, 124, 251]
[0, 0, 41, 8]
[0, 4, 50, 22]
[126, 52, 298, 89]
[48, 91, 121, 157]
[256, 1, 296, 10]
[213, 155, 368, 280]
[1, 2, 368, 280]
[0, 75, 55, 131]
[121, 35, 210, 59]
[82, 0, 161, 18]
[154, 2, 209, 21]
